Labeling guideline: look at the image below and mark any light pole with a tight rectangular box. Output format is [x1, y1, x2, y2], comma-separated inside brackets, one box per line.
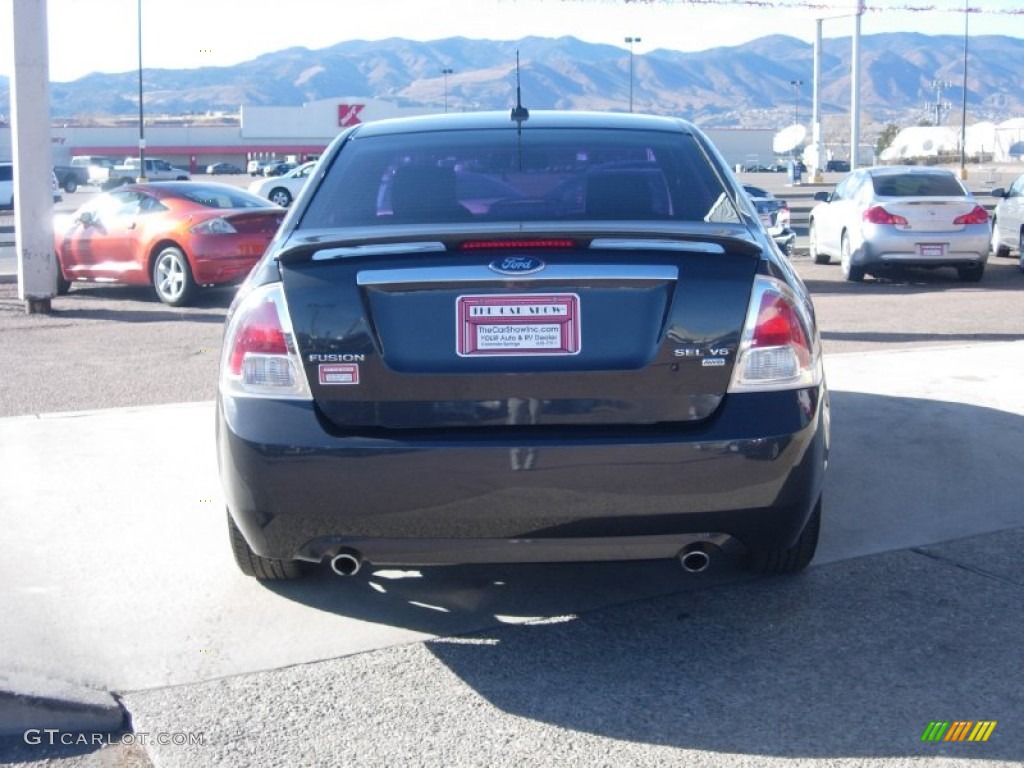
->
[624, 36, 641, 113]
[137, 0, 146, 181]
[441, 68, 453, 113]
[959, 0, 969, 179]
[811, 6, 864, 179]
[790, 79, 804, 126]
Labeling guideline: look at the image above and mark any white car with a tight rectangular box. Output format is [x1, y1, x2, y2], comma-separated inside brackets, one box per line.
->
[247, 161, 318, 207]
[989, 172, 1024, 272]
[0, 162, 62, 208]
[808, 165, 990, 282]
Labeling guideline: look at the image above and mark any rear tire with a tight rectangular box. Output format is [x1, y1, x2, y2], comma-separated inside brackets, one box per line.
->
[746, 497, 821, 575]
[227, 511, 305, 580]
[840, 233, 865, 282]
[957, 263, 985, 283]
[55, 254, 71, 295]
[809, 222, 829, 264]
[152, 246, 196, 307]
[63, 178, 78, 194]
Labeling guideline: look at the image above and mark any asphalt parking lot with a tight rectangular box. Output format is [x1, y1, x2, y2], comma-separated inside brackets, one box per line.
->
[1, 174, 1023, 767]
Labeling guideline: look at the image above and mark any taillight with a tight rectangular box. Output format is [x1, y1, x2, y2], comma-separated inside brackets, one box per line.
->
[729, 276, 822, 393]
[863, 206, 908, 226]
[189, 217, 237, 235]
[219, 282, 310, 399]
[953, 205, 989, 225]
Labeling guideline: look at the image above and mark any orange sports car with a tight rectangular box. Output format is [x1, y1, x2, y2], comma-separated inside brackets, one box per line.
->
[54, 182, 286, 306]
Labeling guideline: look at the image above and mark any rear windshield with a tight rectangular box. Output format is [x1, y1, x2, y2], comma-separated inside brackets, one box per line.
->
[871, 173, 966, 198]
[299, 128, 739, 229]
[174, 185, 272, 209]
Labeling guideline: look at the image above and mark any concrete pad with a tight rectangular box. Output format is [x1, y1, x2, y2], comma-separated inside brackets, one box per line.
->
[0, 673, 122, 737]
[818, 342, 1024, 564]
[0, 342, 1021, 700]
[121, 535, 1024, 766]
[0, 403, 750, 696]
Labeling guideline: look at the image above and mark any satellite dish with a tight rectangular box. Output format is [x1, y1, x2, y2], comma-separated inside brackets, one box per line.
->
[773, 124, 808, 154]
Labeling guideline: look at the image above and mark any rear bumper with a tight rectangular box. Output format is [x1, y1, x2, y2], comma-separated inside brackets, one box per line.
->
[190, 239, 265, 285]
[856, 225, 989, 268]
[217, 387, 828, 564]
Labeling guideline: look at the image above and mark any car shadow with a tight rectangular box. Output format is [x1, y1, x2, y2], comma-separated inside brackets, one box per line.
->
[801, 260, 1024, 296]
[256, 390, 1023, 760]
[51, 283, 234, 322]
[821, 329, 1024, 345]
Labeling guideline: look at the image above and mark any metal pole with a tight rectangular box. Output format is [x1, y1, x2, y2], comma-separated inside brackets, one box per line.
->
[959, 0, 969, 179]
[441, 68, 453, 113]
[10, 0, 56, 313]
[812, 20, 823, 181]
[790, 80, 803, 126]
[850, 4, 862, 170]
[625, 37, 640, 112]
[137, 0, 146, 181]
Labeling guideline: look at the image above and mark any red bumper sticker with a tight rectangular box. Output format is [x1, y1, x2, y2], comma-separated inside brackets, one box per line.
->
[456, 293, 581, 357]
[318, 363, 360, 385]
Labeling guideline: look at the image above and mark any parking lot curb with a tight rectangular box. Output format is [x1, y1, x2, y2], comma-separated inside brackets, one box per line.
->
[0, 672, 125, 737]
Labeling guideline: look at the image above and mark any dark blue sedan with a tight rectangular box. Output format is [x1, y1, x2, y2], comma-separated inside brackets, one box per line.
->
[217, 111, 829, 581]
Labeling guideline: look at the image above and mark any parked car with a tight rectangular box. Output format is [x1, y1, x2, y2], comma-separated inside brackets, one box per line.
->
[808, 165, 989, 282]
[107, 157, 190, 186]
[0, 161, 61, 208]
[989, 173, 1024, 272]
[53, 182, 285, 306]
[207, 162, 243, 175]
[52, 164, 89, 193]
[247, 159, 279, 176]
[825, 159, 850, 173]
[247, 161, 319, 207]
[261, 161, 297, 177]
[217, 111, 829, 581]
[70, 155, 115, 186]
[743, 184, 795, 255]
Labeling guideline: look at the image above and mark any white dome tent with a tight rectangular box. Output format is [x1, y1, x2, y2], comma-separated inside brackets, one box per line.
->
[881, 119, 1024, 164]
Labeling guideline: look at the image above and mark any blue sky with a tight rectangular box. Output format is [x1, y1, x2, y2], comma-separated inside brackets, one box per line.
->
[1, 0, 1020, 81]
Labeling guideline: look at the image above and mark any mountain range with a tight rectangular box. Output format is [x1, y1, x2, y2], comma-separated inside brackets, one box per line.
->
[1, 33, 1021, 130]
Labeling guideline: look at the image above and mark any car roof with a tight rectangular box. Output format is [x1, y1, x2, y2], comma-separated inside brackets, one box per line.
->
[119, 181, 249, 197]
[349, 110, 698, 139]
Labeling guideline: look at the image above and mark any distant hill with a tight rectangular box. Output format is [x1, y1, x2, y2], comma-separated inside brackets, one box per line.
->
[1, 32, 1021, 129]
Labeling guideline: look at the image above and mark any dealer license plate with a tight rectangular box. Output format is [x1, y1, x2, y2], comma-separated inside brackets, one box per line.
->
[456, 293, 581, 356]
[916, 243, 946, 258]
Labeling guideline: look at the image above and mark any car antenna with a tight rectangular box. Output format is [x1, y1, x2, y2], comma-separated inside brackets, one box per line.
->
[510, 50, 529, 131]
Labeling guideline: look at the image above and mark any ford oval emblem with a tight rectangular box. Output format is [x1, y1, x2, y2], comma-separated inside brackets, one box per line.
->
[488, 256, 546, 275]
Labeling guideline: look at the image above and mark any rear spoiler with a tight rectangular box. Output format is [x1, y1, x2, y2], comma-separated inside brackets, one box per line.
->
[275, 224, 765, 265]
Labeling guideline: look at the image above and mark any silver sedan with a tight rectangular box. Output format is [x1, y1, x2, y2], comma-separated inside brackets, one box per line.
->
[808, 166, 990, 282]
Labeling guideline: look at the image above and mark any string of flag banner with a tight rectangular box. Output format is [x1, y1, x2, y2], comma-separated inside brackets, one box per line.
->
[575, 0, 1024, 14]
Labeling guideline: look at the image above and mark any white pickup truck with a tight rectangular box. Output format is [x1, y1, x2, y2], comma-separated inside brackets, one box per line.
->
[106, 157, 190, 187]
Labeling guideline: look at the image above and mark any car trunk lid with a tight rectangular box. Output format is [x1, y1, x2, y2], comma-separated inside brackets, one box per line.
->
[278, 232, 760, 430]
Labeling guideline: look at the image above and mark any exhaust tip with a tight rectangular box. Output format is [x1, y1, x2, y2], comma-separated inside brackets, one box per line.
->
[679, 544, 713, 574]
[330, 550, 363, 577]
